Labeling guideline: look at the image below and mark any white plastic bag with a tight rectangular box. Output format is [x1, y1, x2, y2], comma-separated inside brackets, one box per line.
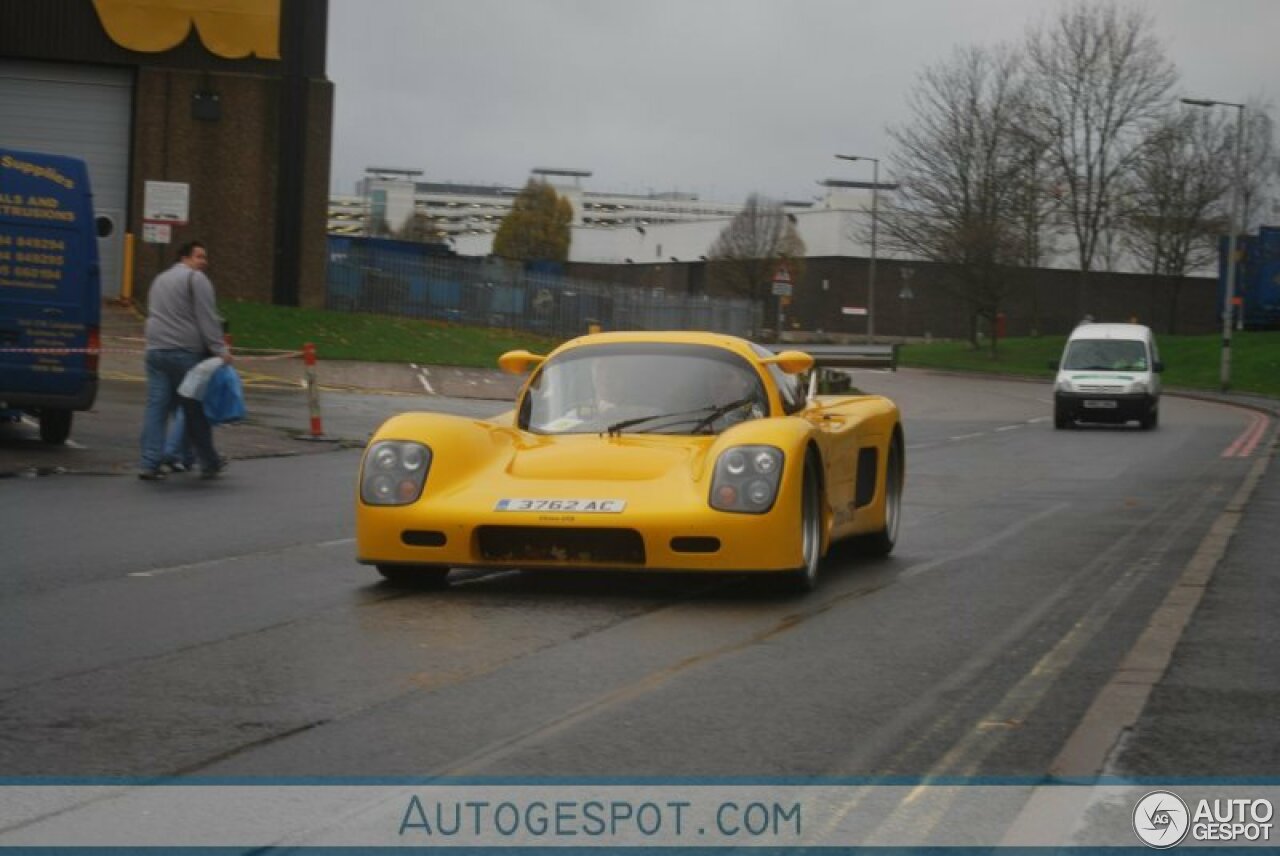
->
[177, 356, 225, 400]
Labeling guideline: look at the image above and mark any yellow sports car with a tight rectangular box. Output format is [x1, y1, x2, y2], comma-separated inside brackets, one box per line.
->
[356, 331, 903, 591]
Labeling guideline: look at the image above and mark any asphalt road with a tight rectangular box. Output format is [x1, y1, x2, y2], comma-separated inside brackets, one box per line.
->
[1, 370, 1276, 842]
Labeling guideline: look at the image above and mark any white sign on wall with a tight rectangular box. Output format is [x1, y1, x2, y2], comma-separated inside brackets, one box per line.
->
[143, 181, 190, 225]
[142, 222, 172, 244]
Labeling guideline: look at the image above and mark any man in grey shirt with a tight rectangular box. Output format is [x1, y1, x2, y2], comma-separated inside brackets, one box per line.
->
[138, 241, 231, 479]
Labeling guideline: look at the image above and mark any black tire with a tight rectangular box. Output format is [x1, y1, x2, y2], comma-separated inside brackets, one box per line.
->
[1053, 403, 1071, 430]
[1140, 406, 1159, 431]
[39, 409, 73, 445]
[850, 432, 903, 557]
[376, 564, 450, 588]
[783, 461, 823, 593]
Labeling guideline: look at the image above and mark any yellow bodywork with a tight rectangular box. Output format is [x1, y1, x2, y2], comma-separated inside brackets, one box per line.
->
[356, 331, 901, 575]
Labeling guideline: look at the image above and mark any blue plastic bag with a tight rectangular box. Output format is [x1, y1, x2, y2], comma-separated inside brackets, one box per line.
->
[203, 364, 246, 425]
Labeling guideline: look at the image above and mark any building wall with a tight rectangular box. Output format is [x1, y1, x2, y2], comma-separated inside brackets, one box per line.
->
[130, 68, 276, 303]
[567, 257, 1219, 339]
[0, 0, 332, 307]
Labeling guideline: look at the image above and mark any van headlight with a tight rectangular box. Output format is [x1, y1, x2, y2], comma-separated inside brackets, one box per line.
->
[361, 441, 431, 505]
[711, 445, 784, 513]
[1129, 381, 1149, 394]
[1055, 378, 1074, 393]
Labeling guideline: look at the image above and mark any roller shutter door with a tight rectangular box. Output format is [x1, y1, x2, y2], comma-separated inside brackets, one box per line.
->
[0, 60, 132, 297]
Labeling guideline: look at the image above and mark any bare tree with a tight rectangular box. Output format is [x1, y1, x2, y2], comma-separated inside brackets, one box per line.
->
[879, 44, 1029, 352]
[1024, 2, 1178, 304]
[1239, 103, 1279, 232]
[706, 194, 806, 335]
[1122, 109, 1230, 275]
[1119, 108, 1232, 330]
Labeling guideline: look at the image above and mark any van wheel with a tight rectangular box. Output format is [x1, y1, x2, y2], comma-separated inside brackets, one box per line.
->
[39, 409, 73, 444]
[1140, 408, 1159, 431]
[1053, 403, 1072, 430]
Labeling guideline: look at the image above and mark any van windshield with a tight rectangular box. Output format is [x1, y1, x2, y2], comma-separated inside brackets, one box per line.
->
[1062, 339, 1148, 372]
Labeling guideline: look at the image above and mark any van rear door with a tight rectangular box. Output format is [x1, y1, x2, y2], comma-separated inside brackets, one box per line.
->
[0, 148, 101, 430]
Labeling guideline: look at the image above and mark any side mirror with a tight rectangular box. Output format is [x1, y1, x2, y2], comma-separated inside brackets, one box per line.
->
[761, 350, 815, 375]
[498, 350, 545, 375]
[1153, 360, 1165, 373]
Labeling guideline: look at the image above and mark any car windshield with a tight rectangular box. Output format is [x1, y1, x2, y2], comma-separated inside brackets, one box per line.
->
[1062, 339, 1148, 372]
[520, 344, 768, 435]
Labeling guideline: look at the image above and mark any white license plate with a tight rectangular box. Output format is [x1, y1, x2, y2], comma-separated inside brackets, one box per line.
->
[495, 498, 627, 513]
[1083, 400, 1118, 409]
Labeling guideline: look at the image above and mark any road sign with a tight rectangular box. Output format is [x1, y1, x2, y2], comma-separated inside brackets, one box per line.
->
[842, 306, 868, 316]
[771, 281, 793, 297]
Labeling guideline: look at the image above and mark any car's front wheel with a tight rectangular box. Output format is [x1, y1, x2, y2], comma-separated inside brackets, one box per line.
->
[784, 462, 823, 593]
[376, 564, 451, 588]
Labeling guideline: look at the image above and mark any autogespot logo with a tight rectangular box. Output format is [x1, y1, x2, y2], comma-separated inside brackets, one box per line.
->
[1134, 790, 1190, 848]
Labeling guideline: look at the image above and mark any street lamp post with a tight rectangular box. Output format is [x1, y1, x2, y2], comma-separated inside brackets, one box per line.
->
[1182, 97, 1246, 391]
[836, 154, 881, 342]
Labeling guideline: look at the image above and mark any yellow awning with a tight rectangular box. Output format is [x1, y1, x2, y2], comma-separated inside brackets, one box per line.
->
[92, 0, 280, 60]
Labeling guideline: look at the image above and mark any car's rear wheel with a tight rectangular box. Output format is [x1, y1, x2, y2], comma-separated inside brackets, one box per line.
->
[784, 461, 823, 593]
[851, 432, 903, 557]
[376, 564, 450, 588]
[39, 408, 72, 444]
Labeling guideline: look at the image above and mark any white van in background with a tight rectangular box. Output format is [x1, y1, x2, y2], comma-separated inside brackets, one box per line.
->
[1052, 323, 1163, 430]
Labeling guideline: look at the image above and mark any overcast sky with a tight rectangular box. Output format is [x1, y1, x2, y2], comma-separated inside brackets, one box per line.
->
[326, 0, 1280, 204]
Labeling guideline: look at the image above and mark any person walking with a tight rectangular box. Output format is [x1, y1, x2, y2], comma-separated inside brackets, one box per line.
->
[137, 241, 230, 480]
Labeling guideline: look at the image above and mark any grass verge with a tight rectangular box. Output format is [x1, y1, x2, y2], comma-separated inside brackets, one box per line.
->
[900, 332, 1280, 398]
[220, 300, 560, 367]
[218, 301, 1279, 398]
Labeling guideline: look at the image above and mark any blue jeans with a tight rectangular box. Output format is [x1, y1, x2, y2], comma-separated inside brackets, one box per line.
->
[163, 407, 194, 468]
[139, 349, 219, 471]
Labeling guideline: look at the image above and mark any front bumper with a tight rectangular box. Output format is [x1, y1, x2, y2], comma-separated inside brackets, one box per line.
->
[357, 493, 806, 573]
[1055, 391, 1155, 423]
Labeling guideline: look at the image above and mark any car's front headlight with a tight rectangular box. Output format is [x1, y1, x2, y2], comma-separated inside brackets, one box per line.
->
[1129, 381, 1149, 395]
[710, 445, 784, 513]
[360, 440, 431, 505]
[1056, 378, 1074, 393]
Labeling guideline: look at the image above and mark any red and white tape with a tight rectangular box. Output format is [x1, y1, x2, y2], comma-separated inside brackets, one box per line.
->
[0, 346, 303, 360]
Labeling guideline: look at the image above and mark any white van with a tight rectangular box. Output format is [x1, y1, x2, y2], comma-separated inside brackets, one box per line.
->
[1052, 323, 1163, 430]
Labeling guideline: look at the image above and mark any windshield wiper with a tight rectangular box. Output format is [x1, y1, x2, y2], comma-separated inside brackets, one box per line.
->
[603, 398, 756, 437]
[687, 397, 757, 434]
[604, 398, 757, 437]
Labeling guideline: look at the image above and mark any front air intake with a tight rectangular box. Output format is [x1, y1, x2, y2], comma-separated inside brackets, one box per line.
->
[476, 526, 645, 565]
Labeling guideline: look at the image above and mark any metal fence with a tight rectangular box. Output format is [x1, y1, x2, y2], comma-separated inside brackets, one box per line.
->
[326, 237, 760, 339]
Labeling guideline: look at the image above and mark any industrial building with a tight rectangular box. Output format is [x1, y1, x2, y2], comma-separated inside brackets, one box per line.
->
[0, 0, 333, 306]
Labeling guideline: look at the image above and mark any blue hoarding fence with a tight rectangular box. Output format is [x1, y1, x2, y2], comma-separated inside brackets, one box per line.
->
[325, 237, 760, 339]
[1219, 226, 1280, 330]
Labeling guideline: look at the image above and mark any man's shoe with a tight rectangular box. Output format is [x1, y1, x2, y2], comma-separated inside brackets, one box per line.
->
[138, 469, 166, 481]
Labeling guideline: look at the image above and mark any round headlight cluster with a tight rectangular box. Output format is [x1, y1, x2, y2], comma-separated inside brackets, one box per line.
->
[361, 440, 432, 506]
[711, 445, 784, 513]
